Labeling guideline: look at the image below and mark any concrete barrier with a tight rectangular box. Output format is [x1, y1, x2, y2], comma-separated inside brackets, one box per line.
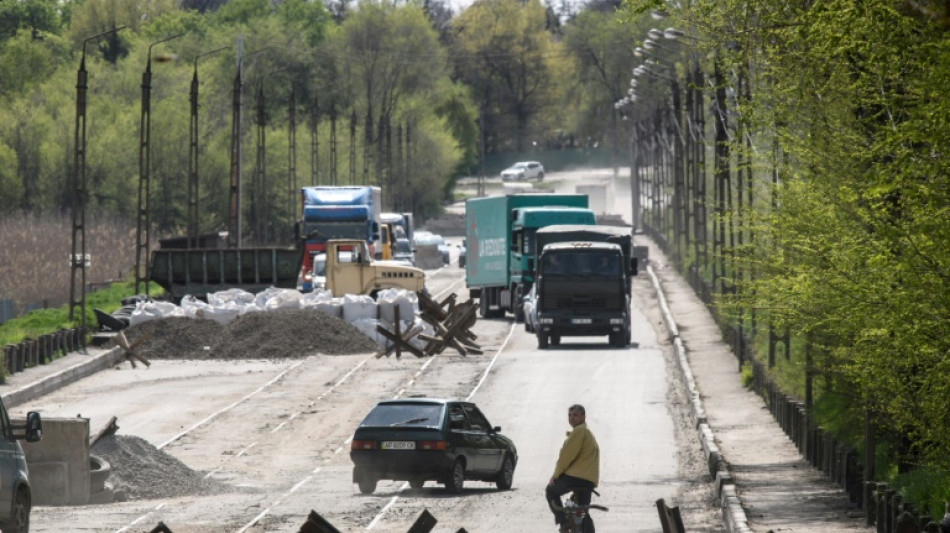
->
[22, 417, 92, 505]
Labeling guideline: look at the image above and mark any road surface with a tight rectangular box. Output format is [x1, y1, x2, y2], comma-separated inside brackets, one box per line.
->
[21, 169, 720, 532]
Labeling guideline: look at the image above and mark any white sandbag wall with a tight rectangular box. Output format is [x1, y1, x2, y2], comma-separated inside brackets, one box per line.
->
[129, 287, 424, 348]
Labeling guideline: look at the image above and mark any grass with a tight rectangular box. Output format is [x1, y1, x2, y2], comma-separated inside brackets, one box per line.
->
[0, 280, 161, 345]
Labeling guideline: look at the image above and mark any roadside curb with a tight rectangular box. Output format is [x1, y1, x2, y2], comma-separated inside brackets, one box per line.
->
[646, 264, 752, 533]
[2, 347, 124, 409]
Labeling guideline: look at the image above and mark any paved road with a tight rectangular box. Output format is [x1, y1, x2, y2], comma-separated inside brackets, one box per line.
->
[11, 239, 705, 532]
[4, 167, 874, 532]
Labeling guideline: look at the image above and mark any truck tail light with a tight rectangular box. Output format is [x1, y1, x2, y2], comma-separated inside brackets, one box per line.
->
[351, 440, 376, 450]
[419, 440, 447, 450]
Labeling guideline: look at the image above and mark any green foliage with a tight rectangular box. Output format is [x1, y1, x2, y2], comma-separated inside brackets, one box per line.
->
[626, 0, 950, 502]
[449, 0, 563, 152]
[212, 0, 272, 25]
[0, 0, 62, 42]
[0, 280, 157, 346]
[560, 8, 644, 141]
[739, 361, 753, 388]
[891, 469, 950, 520]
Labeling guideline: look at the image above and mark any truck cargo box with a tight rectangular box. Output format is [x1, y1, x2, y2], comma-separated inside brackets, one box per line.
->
[464, 194, 589, 290]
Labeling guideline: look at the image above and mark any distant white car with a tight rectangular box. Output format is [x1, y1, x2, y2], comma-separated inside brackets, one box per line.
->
[500, 161, 544, 182]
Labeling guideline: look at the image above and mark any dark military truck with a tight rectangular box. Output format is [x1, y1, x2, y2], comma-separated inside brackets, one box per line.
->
[534, 237, 637, 349]
[533, 225, 637, 296]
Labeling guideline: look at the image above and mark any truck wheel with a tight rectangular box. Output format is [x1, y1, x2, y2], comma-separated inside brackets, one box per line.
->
[538, 333, 548, 349]
[513, 287, 525, 323]
[625, 327, 631, 346]
[479, 295, 489, 318]
[609, 332, 625, 347]
[5, 488, 29, 533]
[551, 334, 560, 346]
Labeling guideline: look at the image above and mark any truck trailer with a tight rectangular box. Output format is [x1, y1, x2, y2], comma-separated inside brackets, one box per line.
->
[296, 186, 382, 292]
[464, 194, 595, 320]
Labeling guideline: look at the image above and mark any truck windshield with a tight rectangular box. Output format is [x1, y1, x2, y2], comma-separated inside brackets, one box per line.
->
[542, 251, 621, 277]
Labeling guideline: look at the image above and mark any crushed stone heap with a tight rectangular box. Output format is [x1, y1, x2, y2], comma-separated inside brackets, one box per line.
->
[92, 434, 230, 501]
[124, 308, 380, 360]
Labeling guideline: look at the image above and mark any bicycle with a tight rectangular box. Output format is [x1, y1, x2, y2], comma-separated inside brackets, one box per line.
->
[549, 488, 608, 533]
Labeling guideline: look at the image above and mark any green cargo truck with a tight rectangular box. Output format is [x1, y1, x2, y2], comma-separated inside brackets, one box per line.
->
[465, 194, 595, 320]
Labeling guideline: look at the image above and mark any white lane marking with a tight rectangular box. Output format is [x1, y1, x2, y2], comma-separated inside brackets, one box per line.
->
[134, 276, 465, 532]
[366, 321, 517, 530]
[157, 360, 306, 450]
[237, 469, 321, 533]
[114, 503, 164, 533]
[204, 442, 259, 479]
[236, 330, 443, 530]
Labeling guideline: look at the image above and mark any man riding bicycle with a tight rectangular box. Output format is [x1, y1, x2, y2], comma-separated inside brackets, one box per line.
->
[546, 404, 600, 533]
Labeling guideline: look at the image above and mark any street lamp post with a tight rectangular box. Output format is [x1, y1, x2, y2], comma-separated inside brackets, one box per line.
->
[188, 46, 228, 248]
[69, 26, 126, 335]
[135, 33, 184, 295]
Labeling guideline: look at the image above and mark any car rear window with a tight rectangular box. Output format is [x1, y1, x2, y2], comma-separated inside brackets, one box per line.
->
[361, 403, 444, 428]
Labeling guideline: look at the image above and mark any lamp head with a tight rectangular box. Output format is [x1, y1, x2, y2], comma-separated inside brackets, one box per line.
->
[664, 28, 686, 40]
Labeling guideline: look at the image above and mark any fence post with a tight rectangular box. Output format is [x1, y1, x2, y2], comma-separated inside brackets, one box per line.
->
[3, 345, 13, 376]
[875, 483, 888, 533]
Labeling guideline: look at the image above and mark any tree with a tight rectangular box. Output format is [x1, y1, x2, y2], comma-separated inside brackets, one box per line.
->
[449, 0, 562, 153]
[560, 8, 643, 156]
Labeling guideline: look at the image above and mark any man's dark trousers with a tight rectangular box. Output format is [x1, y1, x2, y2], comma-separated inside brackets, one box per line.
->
[546, 474, 595, 526]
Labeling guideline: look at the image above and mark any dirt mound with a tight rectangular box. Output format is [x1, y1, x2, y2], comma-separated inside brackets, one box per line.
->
[124, 309, 380, 360]
[92, 435, 230, 500]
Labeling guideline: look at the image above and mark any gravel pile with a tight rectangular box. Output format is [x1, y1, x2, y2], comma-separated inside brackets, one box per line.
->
[92, 435, 230, 500]
[124, 309, 380, 360]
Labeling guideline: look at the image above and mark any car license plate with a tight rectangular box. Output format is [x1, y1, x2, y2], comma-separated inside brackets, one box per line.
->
[381, 441, 415, 450]
[572, 318, 592, 324]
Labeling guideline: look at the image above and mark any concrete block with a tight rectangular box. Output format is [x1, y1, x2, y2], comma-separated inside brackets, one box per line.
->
[22, 417, 91, 505]
[28, 462, 70, 504]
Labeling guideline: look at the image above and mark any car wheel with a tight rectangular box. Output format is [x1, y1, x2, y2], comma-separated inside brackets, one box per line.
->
[538, 333, 548, 349]
[5, 488, 29, 533]
[537, 171, 544, 181]
[409, 478, 425, 490]
[357, 474, 377, 494]
[445, 458, 465, 493]
[495, 455, 515, 490]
